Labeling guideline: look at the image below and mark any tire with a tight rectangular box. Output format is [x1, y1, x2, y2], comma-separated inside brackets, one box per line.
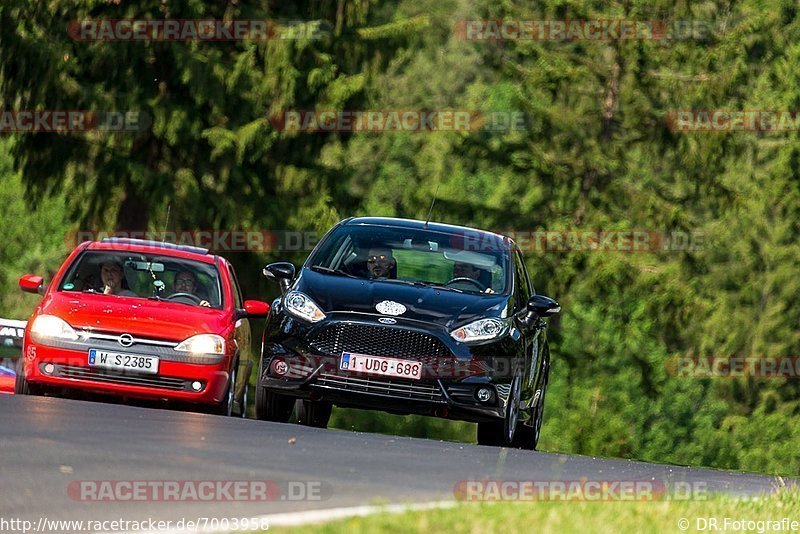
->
[237, 381, 249, 418]
[510, 358, 549, 450]
[14, 364, 43, 396]
[295, 399, 332, 428]
[477, 376, 521, 447]
[14, 370, 31, 395]
[211, 365, 236, 416]
[254, 357, 294, 422]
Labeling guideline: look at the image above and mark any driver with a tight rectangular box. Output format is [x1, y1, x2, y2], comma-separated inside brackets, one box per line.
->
[452, 261, 495, 294]
[173, 270, 211, 307]
[366, 247, 396, 280]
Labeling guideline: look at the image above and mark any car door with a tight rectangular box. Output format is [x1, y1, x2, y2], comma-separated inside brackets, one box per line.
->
[514, 249, 541, 411]
[227, 263, 253, 404]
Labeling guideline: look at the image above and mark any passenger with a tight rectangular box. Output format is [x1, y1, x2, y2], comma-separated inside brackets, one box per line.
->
[173, 270, 211, 307]
[100, 261, 137, 297]
[366, 247, 396, 280]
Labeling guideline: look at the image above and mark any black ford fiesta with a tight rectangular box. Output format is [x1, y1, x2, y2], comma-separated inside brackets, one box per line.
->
[256, 217, 560, 449]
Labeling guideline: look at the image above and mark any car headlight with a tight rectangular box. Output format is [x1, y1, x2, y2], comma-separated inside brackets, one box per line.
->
[284, 291, 326, 323]
[175, 334, 225, 355]
[30, 314, 79, 344]
[450, 318, 507, 343]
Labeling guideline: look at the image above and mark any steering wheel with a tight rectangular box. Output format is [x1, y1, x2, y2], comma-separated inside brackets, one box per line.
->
[165, 292, 203, 304]
[445, 277, 487, 291]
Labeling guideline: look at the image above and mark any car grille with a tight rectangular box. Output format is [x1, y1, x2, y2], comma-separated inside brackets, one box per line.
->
[42, 334, 224, 364]
[50, 364, 192, 391]
[314, 373, 445, 403]
[308, 323, 450, 359]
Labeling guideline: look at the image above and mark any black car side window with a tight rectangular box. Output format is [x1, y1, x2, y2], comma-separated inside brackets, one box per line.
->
[516, 250, 533, 296]
[514, 251, 529, 312]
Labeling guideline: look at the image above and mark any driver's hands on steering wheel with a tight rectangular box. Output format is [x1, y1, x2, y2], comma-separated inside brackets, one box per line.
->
[445, 276, 487, 291]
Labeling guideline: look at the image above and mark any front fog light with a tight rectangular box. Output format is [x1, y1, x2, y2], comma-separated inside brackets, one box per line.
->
[476, 387, 493, 403]
[43, 363, 55, 375]
[271, 359, 288, 376]
[191, 381, 203, 391]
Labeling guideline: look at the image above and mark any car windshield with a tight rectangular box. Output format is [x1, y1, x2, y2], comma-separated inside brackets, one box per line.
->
[59, 251, 223, 308]
[307, 225, 510, 294]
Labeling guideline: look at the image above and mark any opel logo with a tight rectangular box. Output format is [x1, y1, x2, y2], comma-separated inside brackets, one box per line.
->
[378, 317, 397, 325]
[376, 300, 406, 316]
[118, 334, 134, 347]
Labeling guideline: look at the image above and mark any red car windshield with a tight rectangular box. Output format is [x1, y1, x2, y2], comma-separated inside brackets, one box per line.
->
[59, 251, 223, 308]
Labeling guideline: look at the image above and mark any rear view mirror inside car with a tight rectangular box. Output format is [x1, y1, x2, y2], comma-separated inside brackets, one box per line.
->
[127, 261, 165, 272]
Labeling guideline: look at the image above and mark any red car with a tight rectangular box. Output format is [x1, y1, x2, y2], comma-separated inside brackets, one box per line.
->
[15, 238, 270, 415]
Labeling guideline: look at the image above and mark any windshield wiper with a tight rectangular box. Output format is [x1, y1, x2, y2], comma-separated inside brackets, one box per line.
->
[309, 266, 359, 279]
[410, 281, 463, 293]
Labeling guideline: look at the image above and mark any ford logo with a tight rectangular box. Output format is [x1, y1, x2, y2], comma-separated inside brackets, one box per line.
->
[118, 333, 134, 347]
[378, 317, 397, 325]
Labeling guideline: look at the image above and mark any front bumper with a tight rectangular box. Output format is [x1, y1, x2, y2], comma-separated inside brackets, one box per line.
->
[23, 341, 231, 404]
[260, 316, 521, 422]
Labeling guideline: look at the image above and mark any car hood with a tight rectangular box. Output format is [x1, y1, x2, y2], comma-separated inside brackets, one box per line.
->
[40, 292, 229, 342]
[295, 269, 510, 329]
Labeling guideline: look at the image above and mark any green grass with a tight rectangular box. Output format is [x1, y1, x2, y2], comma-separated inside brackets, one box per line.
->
[269, 490, 800, 533]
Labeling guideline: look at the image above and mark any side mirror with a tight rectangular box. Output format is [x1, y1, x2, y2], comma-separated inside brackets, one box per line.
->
[262, 262, 295, 294]
[19, 274, 45, 295]
[527, 294, 560, 318]
[241, 299, 271, 318]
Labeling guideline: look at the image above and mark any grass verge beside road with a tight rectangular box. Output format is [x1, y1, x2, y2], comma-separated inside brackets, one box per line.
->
[269, 490, 800, 533]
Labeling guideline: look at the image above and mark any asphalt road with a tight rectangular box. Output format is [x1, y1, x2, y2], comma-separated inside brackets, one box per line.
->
[0, 394, 791, 530]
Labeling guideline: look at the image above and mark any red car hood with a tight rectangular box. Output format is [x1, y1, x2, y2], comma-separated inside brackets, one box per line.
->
[41, 293, 230, 342]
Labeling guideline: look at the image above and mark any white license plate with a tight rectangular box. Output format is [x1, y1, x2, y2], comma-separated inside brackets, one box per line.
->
[339, 352, 422, 380]
[88, 349, 159, 375]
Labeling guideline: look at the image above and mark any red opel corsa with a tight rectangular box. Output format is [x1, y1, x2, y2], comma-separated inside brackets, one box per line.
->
[15, 238, 270, 415]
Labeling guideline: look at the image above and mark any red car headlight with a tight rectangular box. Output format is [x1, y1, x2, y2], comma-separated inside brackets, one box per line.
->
[30, 314, 79, 345]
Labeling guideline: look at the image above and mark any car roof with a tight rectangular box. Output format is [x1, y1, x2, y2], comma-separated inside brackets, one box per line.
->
[85, 238, 219, 264]
[343, 217, 514, 246]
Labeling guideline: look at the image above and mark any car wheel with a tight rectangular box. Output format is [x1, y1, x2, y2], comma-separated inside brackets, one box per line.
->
[14, 370, 31, 395]
[295, 399, 332, 428]
[238, 381, 249, 418]
[477, 376, 521, 447]
[14, 365, 43, 396]
[211, 365, 236, 416]
[531, 368, 549, 450]
[254, 357, 294, 422]
[510, 357, 549, 450]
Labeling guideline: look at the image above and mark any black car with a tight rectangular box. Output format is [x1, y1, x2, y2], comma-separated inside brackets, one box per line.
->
[255, 217, 560, 449]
